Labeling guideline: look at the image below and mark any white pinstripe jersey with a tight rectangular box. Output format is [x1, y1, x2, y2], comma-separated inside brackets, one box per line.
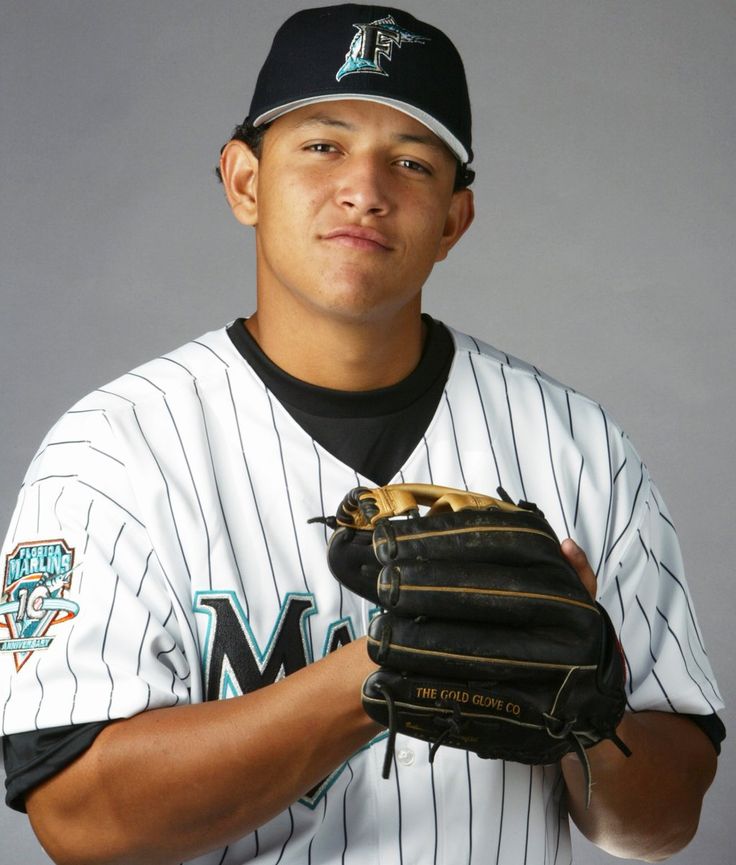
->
[0, 323, 723, 864]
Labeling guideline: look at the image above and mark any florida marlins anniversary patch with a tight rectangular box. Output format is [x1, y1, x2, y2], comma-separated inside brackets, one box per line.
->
[0, 539, 79, 670]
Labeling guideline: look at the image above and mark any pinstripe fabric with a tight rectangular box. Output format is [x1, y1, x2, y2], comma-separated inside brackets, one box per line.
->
[0, 323, 722, 864]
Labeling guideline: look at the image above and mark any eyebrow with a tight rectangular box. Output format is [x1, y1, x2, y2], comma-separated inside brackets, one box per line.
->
[293, 115, 355, 131]
[393, 132, 445, 151]
[292, 114, 445, 151]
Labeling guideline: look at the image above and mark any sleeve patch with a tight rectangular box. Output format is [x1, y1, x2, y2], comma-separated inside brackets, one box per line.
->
[0, 539, 79, 670]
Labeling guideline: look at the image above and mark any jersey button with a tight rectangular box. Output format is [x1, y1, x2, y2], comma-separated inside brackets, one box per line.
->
[396, 746, 415, 766]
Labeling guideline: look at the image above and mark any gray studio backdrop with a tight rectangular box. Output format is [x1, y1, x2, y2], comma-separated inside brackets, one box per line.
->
[1, 1, 733, 862]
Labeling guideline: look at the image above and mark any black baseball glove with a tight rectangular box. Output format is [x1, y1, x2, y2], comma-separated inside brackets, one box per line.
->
[315, 483, 629, 801]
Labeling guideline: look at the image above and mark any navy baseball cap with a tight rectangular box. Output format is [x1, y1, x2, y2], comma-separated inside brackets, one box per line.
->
[246, 4, 473, 165]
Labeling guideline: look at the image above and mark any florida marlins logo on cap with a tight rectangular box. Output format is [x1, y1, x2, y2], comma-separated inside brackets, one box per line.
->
[336, 14, 428, 80]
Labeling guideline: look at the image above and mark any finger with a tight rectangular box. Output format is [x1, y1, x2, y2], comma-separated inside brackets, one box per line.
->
[561, 538, 598, 599]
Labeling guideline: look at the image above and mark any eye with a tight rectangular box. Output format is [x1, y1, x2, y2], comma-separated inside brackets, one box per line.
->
[304, 142, 339, 154]
[395, 158, 431, 175]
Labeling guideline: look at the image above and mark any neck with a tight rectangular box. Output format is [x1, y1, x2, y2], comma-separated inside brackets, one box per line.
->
[245, 302, 425, 391]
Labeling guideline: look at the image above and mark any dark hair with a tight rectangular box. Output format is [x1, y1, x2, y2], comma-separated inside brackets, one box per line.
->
[215, 118, 475, 190]
[214, 120, 269, 182]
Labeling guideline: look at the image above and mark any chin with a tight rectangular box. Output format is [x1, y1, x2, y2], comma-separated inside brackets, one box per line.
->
[321, 280, 420, 317]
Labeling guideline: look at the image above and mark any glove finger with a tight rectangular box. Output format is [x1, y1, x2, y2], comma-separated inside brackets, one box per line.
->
[326, 526, 381, 603]
[376, 560, 595, 623]
[367, 612, 602, 679]
[372, 508, 562, 566]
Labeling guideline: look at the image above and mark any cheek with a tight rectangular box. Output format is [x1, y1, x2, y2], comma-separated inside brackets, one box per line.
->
[410, 188, 453, 231]
[413, 208, 452, 259]
[264, 178, 324, 234]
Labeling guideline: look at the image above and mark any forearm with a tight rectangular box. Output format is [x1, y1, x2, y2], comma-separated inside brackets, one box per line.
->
[27, 638, 380, 865]
[562, 710, 717, 861]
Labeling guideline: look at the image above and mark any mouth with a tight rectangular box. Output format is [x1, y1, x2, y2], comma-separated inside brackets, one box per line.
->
[321, 226, 393, 252]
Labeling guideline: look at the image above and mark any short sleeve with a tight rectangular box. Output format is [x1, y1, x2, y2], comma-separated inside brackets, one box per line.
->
[0, 405, 192, 736]
[597, 475, 723, 717]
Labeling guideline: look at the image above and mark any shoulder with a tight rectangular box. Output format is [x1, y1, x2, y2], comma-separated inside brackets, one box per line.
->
[24, 325, 245, 478]
[446, 323, 614, 427]
[71, 325, 242, 411]
[55, 324, 244, 419]
[444, 323, 652, 534]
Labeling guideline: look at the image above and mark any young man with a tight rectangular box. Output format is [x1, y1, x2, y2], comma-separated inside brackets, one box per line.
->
[0, 5, 724, 864]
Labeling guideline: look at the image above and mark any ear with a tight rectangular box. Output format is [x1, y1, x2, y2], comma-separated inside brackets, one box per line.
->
[435, 187, 475, 262]
[219, 140, 260, 226]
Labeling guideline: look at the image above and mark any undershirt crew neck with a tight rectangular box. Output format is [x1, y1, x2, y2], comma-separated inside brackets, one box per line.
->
[226, 313, 455, 484]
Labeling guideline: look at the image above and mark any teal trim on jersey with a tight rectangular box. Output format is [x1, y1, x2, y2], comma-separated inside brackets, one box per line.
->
[320, 616, 357, 657]
[220, 666, 238, 700]
[193, 590, 318, 698]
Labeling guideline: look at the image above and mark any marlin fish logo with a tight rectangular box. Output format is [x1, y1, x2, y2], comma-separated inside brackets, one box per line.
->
[336, 15, 428, 81]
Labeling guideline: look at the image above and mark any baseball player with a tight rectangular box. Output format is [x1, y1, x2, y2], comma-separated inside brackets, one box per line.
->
[0, 5, 724, 865]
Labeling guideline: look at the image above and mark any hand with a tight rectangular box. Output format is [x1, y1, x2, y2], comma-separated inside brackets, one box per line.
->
[321, 483, 627, 778]
[561, 538, 597, 599]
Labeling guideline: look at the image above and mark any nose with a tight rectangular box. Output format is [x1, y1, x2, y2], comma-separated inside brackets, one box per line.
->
[335, 154, 391, 217]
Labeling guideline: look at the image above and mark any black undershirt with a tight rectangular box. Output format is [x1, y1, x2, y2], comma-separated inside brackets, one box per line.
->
[225, 314, 455, 485]
[2, 316, 726, 811]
